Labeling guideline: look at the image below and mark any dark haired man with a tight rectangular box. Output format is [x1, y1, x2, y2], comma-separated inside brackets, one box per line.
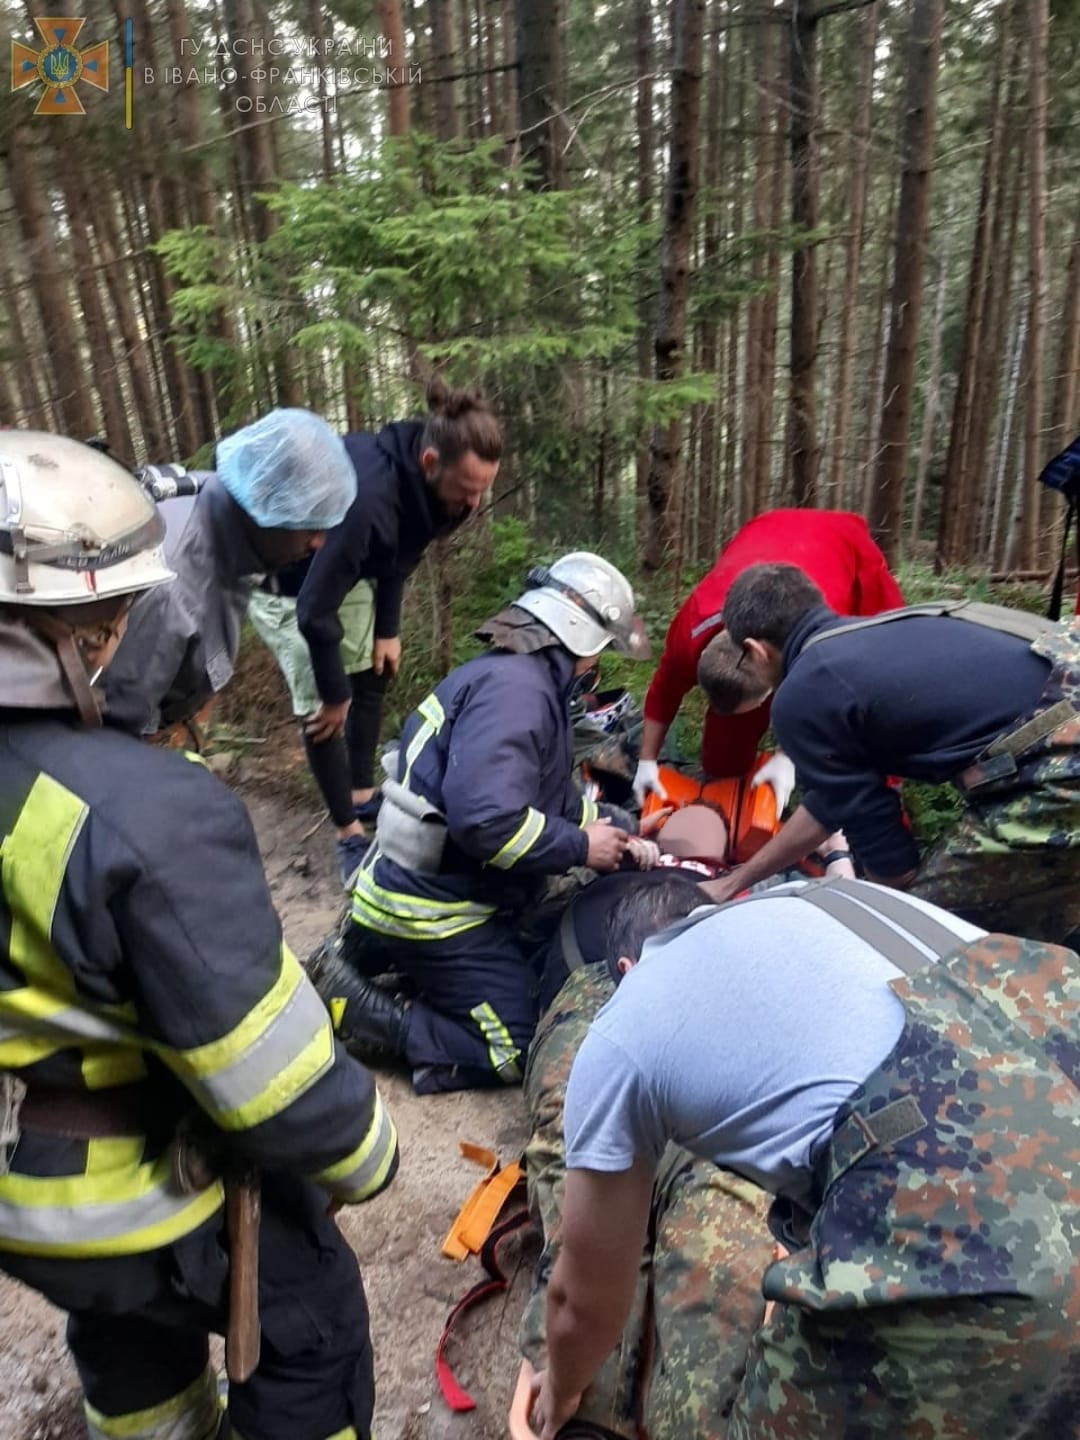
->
[700, 563, 1080, 942]
[518, 873, 776, 1439]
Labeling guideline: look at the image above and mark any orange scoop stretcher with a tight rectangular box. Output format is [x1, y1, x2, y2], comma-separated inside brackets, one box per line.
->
[640, 753, 781, 865]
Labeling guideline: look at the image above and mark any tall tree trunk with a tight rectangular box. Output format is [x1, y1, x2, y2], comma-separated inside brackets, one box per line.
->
[0, 252, 50, 428]
[378, 0, 411, 139]
[481, 0, 500, 133]
[828, 1, 878, 504]
[1020, 0, 1049, 570]
[644, 0, 707, 570]
[697, 18, 724, 561]
[991, 302, 1027, 566]
[911, 230, 950, 544]
[867, 0, 943, 565]
[722, 22, 748, 536]
[857, 169, 898, 511]
[739, 8, 774, 524]
[970, 47, 1027, 558]
[635, 0, 655, 533]
[1050, 203, 1080, 448]
[501, 0, 519, 147]
[755, 32, 786, 508]
[65, 182, 134, 462]
[789, 0, 820, 505]
[6, 129, 97, 437]
[936, 13, 1011, 567]
[430, 0, 461, 141]
[515, 0, 565, 187]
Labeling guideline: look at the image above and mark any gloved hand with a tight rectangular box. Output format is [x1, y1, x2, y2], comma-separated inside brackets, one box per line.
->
[751, 753, 796, 815]
[626, 836, 662, 870]
[632, 759, 668, 807]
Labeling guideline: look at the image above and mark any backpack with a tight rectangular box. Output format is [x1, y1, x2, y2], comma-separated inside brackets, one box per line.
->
[1037, 434, 1080, 621]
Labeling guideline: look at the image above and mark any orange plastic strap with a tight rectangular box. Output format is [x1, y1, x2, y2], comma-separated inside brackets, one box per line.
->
[441, 1143, 524, 1261]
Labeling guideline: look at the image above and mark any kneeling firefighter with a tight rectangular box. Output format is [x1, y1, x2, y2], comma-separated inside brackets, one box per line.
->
[0, 433, 398, 1440]
[309, 553, 650, 1095]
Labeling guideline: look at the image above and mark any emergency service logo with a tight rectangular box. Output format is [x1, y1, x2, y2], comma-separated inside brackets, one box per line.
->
[11, 16, 109, 116]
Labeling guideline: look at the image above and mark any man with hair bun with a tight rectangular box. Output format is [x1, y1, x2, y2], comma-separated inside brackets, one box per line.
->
[263, 378, 502, 882]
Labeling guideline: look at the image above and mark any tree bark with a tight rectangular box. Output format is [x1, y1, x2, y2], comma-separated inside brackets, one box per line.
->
[1020, 0, 1049, 570]
[65, 181, 133, 462]
[866, 0, 943, 565]
[1050, 202, 1080, 449]
[430, 0, 461, 141]
[911, 229, 950, 543]
[376, 0, 411, 139]
[739, 7, 774, 524]
[755, 30, 786, 508]
[6, 128, 97, 437]
[936, 13, 1011, 567]
[697, 17, 724, 561]
[635, 0, 655, 533]
[515, 0, 565, 187]
[644, 0, 707, 570]
[722, 21, 748, 537]
[828, 1, 878, 504]
[0, 251, 50, 429]
[789, 0, 820, 505]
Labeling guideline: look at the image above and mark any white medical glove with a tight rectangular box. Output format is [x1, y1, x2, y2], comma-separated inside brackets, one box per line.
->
[751, 752, 796, 815]
[632, 759, 668, 807]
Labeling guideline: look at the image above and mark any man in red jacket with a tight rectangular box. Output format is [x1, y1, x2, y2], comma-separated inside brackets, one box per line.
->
[635, 509, 904, 808]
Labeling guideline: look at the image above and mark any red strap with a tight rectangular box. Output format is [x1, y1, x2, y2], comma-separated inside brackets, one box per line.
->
[436, 1182, 531, 1413]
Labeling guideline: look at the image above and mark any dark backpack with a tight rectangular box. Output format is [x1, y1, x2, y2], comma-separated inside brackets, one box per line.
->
[1037, 434, 1080, 621]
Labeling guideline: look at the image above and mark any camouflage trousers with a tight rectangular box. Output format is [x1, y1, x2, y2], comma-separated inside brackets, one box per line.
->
[728, 932, 1080, 1439]
[520, 965, 773, 1439]
[914, 619, 1080, 942]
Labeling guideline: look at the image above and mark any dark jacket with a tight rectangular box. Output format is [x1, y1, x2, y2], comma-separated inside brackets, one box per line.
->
[354, 648, 596, 937]
[772, 605, 1050, 875]
[293, 422, 466, 705]
[0, 630, 399, 1254]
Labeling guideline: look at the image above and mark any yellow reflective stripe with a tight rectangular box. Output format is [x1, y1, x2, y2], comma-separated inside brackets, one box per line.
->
[489, 807, 546, 870]
[184, 752, 209, 769]
[354, 869, 491, 918]
[470, 1003, 522, 1083]
[210, 1019, 334, 1131]
[175, 946, 304, 1079]
[351, 868, 494, 940]
[82, 1049, 148, 1090]
[579, 794, 599, 826]
[0, 1152, 224, 1258]
[234, 1429, 356, 1440]
[0, 1035, 61, 1067]
[85, 1364, 220, 1440]
[2, 772, 87, 996]
[401, 694, 446, 785]
[314, 1090, 398, 1200]
[85, 1137, 144, 1175]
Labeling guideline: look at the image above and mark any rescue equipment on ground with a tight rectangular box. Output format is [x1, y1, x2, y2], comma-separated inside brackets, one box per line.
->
[640, 753, 781, 865]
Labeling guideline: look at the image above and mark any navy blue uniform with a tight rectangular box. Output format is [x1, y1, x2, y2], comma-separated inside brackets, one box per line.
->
[346, 647, 603, 1093]
[294, 423, 466, 706]
[772, 606, 1050, 875]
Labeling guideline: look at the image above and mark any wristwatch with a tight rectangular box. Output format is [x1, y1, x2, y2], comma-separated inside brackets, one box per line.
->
[821, 848, 854, 869]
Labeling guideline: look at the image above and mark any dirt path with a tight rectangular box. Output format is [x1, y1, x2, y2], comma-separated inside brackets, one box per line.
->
[0, 787, 531, 1440]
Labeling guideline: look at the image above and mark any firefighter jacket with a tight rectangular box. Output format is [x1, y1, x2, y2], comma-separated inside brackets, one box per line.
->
[102, 475, 262, 737]
[352, 647, 597, 943]
[0, 623, 398, 1258]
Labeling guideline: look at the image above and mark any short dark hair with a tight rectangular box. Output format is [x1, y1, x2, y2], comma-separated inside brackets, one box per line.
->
[723, 564, 825, 648]
[604, 875, 704, 984]
[421, 375, 503, 464]
[697, 631, 769, 716]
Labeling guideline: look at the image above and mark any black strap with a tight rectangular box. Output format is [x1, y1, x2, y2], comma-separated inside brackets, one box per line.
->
[801, 599, 1053, 651]
[559, 902, 588, 973]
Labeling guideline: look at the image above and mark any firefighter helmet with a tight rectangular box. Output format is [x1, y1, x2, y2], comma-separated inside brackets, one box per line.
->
[0, 432, 174, 607]
[514, 552, 651, 659]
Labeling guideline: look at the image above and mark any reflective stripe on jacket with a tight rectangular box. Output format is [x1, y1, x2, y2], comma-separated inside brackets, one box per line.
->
[0, 714, 398, 1256]
[352, 648, 592, 940]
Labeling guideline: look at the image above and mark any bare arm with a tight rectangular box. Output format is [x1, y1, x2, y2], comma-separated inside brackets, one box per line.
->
[532, 1162, 653, 1437]
[638, 716, 668, 764]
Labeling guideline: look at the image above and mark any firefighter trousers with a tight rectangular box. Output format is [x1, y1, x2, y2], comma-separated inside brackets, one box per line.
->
[0, 1174, 374, 1440]
[344, 917, 538, 1094]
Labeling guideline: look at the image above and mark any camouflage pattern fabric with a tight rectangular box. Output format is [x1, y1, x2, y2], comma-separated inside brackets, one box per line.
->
[520, 964, 773, 1439]
[727, 931, 1080, 1439]
[914, 619, 1080, 941]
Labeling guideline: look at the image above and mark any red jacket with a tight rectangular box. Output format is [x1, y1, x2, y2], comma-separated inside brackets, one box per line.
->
[644, 509, 905, 778]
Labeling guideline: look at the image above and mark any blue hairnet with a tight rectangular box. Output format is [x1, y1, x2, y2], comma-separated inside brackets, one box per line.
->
[216, 409, 356, 529]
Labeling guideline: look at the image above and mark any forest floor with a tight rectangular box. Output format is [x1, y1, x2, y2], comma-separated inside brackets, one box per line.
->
[0, 769, 533, 1440]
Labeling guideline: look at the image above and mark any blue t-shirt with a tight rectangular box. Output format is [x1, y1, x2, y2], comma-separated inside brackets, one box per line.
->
[563, 881, 984, 1211]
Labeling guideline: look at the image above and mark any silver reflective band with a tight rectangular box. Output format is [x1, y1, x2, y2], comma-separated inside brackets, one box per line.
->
[375, 780, 449, 874]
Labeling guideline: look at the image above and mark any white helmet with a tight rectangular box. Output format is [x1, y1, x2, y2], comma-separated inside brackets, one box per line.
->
[0, 432, 174, 606]
[514, 552, 650, 659]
